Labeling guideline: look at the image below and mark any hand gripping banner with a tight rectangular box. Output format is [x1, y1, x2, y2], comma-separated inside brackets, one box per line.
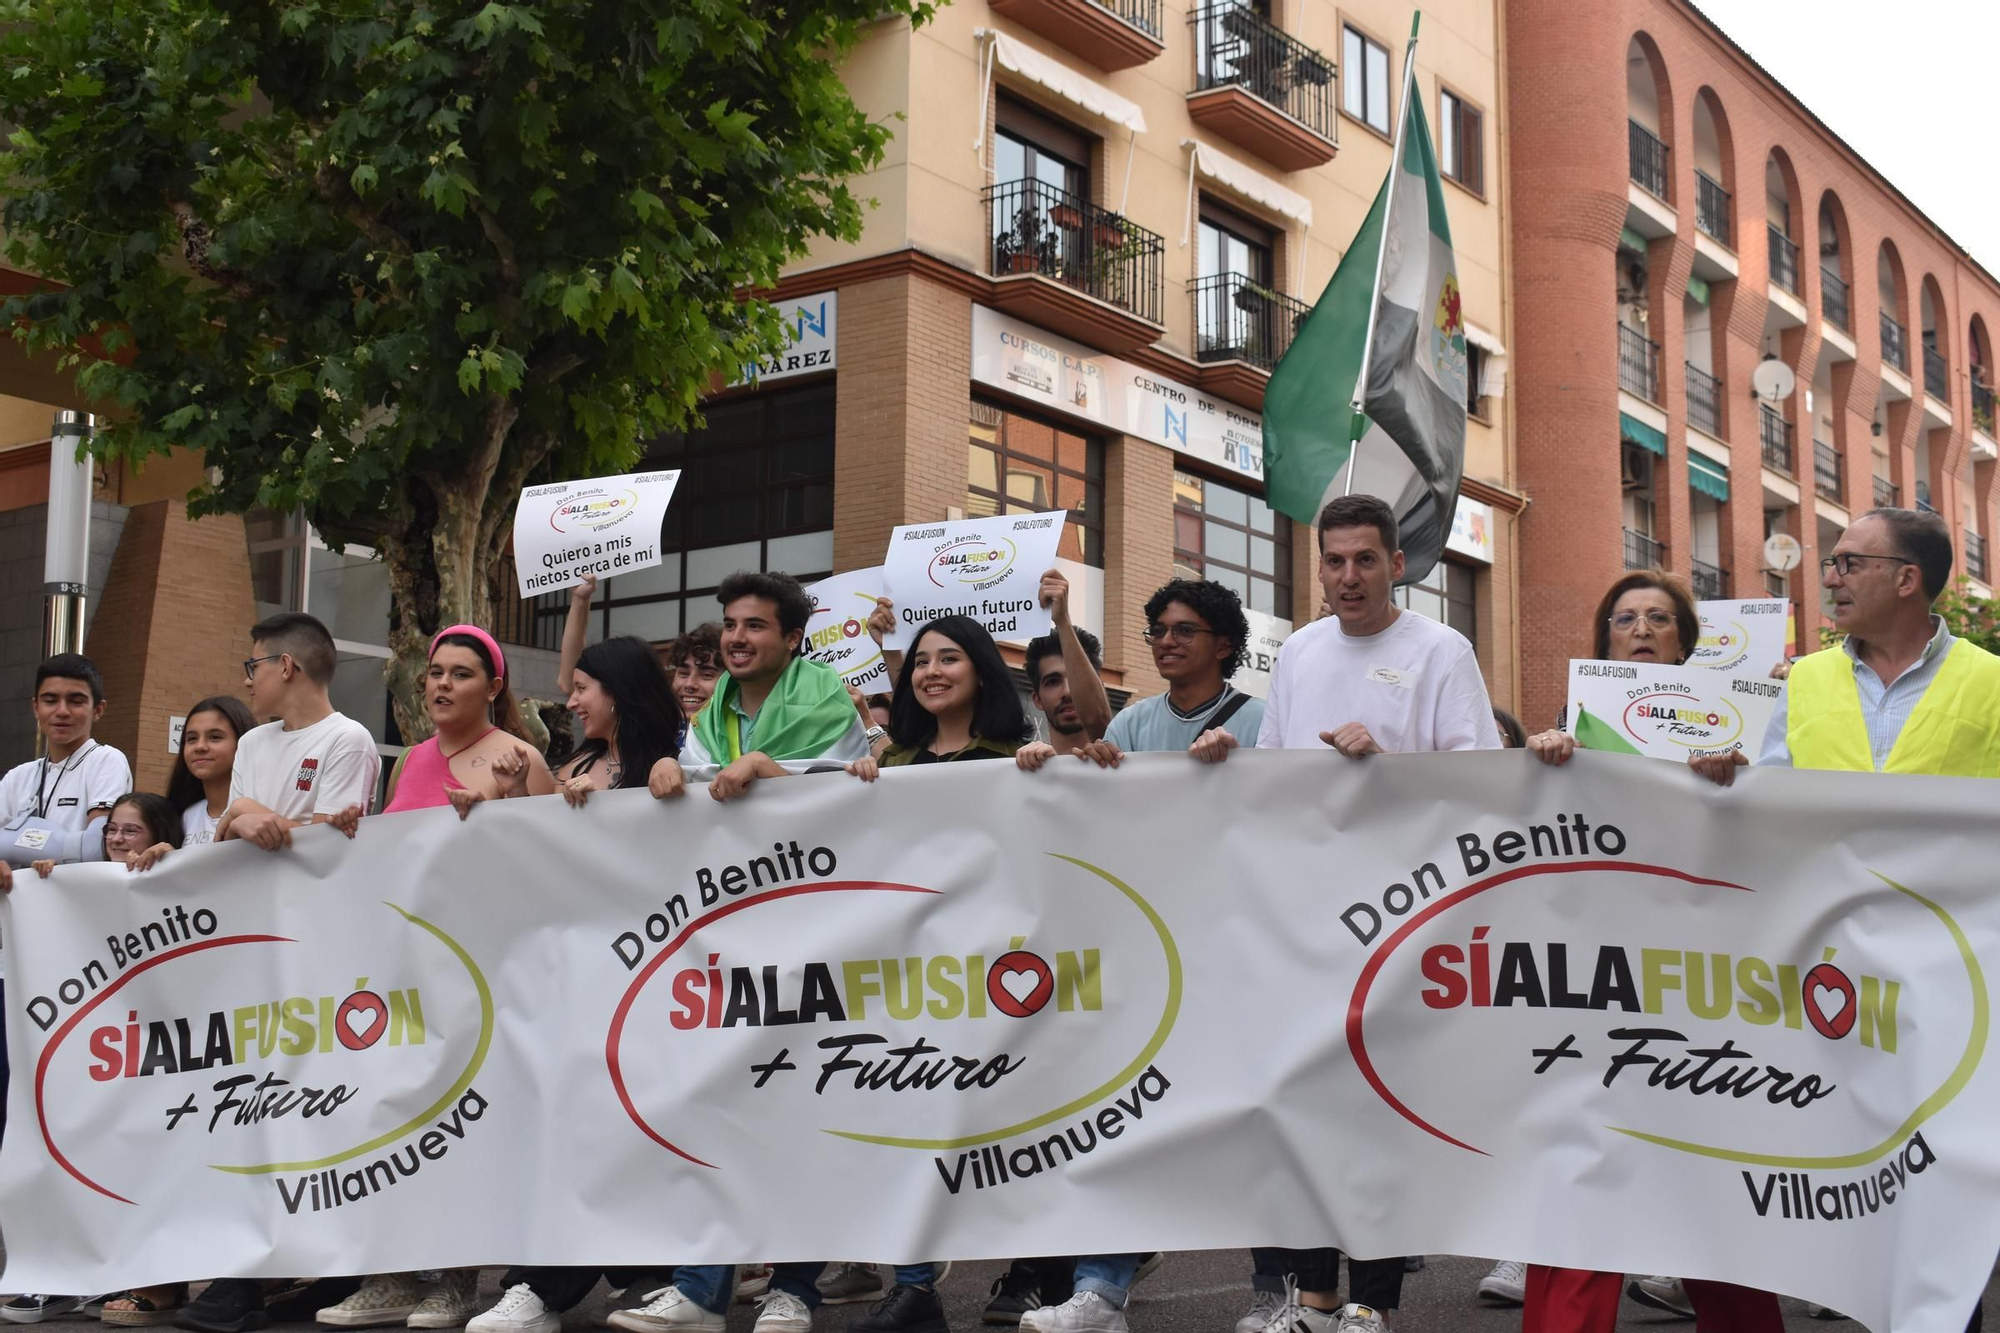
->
[3, 752, 1995, 1333]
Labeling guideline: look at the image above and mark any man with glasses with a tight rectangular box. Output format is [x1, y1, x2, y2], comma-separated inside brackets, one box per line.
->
[1081, 577, 1262, 762]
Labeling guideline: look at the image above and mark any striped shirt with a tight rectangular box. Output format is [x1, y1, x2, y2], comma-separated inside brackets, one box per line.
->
[1756, 616, 1955, 770]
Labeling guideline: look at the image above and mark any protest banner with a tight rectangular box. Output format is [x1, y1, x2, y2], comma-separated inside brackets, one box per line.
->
[880, 511, 1067, 649]
[512, 471, 681, 596]
[1567, 658, 1783, 760]
[804, 568, 890, 692]
[5, 753, 1996, 1333]
[1692, 597, 1792, 673]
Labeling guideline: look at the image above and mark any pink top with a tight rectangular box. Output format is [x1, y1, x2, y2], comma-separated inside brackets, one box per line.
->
[384, 734, 474, 813]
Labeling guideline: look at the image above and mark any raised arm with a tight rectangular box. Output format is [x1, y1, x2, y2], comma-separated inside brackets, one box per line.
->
[557, 574, 597, 697]
[1042, 569, 1110, 740]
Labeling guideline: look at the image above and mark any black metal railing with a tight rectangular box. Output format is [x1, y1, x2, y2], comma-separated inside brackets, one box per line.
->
[1691, 559, 1729, 601]
[1191, 3, 1337, 142]
[1813, 440, 1844, 503]
[1873, 475, 1900, 508]
[1191, 272, 1309, 373]
[1917, 496, 1939, 516]
[493, 554, 567, 651]
[1628, 120, 1668, 199]
[1975, 382, 1996, 436]
[985, 178, 1165, 324]
[1821, 265, 1850, 331]
[1970, 531, 1989, 582]
[1881, 313, 1908, 371]
[1760, 403, 1794, 473]
[1924, 345, 1948, 400]
[1093, 0, 1163, 39]
[1685, 362, 1722, 436]
[1618, 323, 1661, 403]
[1624, 527, 1664, 571]
[1695, 170, 1730, 245]
[1767, 226, 1799, 295]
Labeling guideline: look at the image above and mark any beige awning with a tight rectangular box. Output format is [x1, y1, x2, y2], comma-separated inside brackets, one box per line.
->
[1180, 139, 1312, 227]
[975, 29, 1147, 135]
[1464, 321, 1506, 354]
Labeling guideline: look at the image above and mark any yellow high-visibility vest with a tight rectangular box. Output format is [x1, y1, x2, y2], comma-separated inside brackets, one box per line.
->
[1786, 638, 2000, 776]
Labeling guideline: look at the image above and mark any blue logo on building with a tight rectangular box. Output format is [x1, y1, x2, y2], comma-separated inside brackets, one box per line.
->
[1163, 405, 1189, 447]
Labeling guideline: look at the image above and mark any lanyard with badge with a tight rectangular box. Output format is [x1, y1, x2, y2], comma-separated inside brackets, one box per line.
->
[33, 739, 94, 819]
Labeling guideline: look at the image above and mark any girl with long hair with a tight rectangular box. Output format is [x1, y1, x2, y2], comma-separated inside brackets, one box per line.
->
[165, 695, 256, 849]
[553, 634, 684, 806]
[852, 614, 1034, 775]
[379, 625, 556, 820]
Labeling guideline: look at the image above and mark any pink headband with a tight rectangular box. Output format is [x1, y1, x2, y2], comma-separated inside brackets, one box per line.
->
[430, 624, 507, 681]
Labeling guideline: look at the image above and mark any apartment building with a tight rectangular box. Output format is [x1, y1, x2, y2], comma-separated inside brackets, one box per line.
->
[0, 0, 1519, 778]
[1508, 0, 2000, 727]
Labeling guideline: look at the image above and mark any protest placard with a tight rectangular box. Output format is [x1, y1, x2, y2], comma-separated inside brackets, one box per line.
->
[803, 567, 890, 692]
[880, 511, 1068, 649]
[1566, 658, 1783, 760]
[512, 471, 681, 597]
[1691, 597, 1791, 673]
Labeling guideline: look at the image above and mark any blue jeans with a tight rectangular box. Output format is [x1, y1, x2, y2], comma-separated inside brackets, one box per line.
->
[674, 1265, 827, 1315]
[1073, 1255, 1146, 1308]
[892, 1266, 938, 1288]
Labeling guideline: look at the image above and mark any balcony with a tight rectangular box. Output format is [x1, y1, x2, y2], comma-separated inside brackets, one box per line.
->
[1618, 323, 1661, 404]
[1191, 272, 1309, 400]
[1881, 313, 1909, 372]
[1970, 531, 1989, 582]
[1691, 558, 1729, 601]
[989, 0, 1165, 70]
[1974, 382, 1995, 438]
[1821, 266, 1850, 332]
[1813, 440, 1844, 504]
[985, 177, 1165, 352]
[1624, 528, 1664, 571]
[1188, 3, 1337, 171]
[1873, 475, 1900, 508]
[1628, 120, 1668, 199]
[1685, 362, 1722, 437]
[1767, 226, 1799, 295]
[1694, 170, 1730, 246]
[1760, 404, 1794, 474]
[1924, 345, 1948, 400]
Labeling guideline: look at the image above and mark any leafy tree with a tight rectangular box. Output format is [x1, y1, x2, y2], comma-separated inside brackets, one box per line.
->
[0, 0, 931, 736]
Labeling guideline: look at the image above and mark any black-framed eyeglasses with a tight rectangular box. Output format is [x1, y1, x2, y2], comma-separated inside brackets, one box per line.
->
[242, 653, 283, 677]
[1608, 609, 1677, 632]
[1819, 552, 1912, 578]
[1142, 623, 1219, 645]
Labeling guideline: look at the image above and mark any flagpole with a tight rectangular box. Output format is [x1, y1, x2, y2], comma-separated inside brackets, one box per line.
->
[1344, 11, 1423, 497]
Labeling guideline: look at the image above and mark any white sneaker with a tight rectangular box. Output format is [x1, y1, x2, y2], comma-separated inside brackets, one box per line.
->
[1475, 1261, 1526, 1306]
[1331, 1306, 1384, 1333]
[1020, 1292, 1127, 1333]
[467, 1286, 561, 1333]
[1259, 1284, 1334, 1333]
[1235, 1289, 1284, 1333]
[409, 1272, 484, 1329]
[1624, 1277, 1695, 1319]
[321, 1275, 423, 1328]
[752, 1291, 813, 1333]
[608, 1287, 724, 1333]
[735, 1268, 774, 1304]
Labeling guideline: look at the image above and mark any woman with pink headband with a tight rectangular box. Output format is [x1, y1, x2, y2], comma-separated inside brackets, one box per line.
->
[317, 626, 556, 1330]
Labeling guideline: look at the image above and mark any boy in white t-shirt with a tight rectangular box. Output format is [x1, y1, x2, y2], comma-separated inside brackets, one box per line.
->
[0, 654, 133, 1321]
[217, 613, 380, 851]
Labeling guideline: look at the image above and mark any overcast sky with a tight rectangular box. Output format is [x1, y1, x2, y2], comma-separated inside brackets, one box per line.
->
[1689, 0, 2000, 275]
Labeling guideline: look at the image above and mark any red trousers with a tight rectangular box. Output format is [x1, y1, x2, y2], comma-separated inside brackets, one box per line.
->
[1523, 1267, 1782, 1333]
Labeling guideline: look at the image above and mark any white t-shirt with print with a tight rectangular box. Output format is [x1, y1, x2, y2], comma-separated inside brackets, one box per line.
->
[229, 712, 381, 823]
[1257, 609, 1500, 755]
[1, 739, 134, 978]
[182, 800, 219, 848]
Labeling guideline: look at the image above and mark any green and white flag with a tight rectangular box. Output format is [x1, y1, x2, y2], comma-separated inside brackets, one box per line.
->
[1261, 15, 1466, 583]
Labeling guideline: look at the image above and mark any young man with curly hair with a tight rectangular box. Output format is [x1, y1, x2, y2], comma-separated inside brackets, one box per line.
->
[1079, 577, 1263, 762]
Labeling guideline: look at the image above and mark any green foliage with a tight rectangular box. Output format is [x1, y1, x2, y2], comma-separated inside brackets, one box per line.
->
[1817, 578, 2000, 654]
[0, 0, 932, 726]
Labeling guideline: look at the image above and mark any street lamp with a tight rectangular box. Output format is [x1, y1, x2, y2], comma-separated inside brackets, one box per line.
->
[43, 409, 94, 658]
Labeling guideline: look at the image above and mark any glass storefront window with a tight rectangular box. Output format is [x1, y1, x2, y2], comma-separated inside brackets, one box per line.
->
[1393, 557, 1478, 650]
[968, 399, 1104, 566]
[1173, 470, 1290, 614]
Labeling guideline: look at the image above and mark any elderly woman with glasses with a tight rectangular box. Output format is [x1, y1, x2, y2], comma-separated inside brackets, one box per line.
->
[1525, 568, 1702, 766]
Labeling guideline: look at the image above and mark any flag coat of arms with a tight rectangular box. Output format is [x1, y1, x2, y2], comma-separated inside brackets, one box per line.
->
[1261, 29, 1466, 583]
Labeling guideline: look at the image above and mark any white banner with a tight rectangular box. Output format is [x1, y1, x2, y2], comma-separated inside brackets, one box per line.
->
[1692, 597, 1791, 674]
[739, 291, 837, 385]
[804, 568, 890, 693]
[1566, 658, 1783, 760]
[880, 511, 1066, 650]
[971, 306, 1264, 480]
[513, 471, 682, 596]
[5, 754, 1998, 1333]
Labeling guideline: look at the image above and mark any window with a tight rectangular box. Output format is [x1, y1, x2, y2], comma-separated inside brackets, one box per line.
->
[1465, 343, 1488, 420]
[993, 99, 1089, 199]
[579, 381, 836, 644]
[1393, 558, 1477, 650]
[1439, 87, 1483, 194]
[1342, 25, 1390, 133]
[1196, 201, 1278, 362]
[969, 399, 1105, 566]
[1173, 469, 1291, 615]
